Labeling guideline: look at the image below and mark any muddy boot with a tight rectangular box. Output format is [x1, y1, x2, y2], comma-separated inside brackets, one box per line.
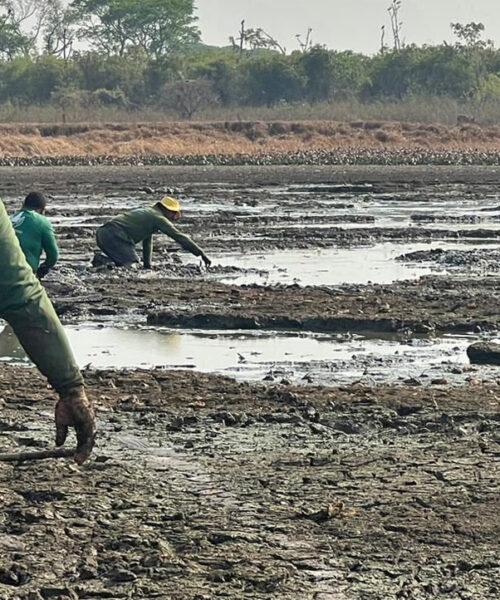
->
[55, 387, 97, 465]
[91, 251, 115, 268]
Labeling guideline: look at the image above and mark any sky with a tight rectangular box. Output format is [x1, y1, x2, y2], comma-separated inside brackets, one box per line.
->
[195, 0, 500, 55]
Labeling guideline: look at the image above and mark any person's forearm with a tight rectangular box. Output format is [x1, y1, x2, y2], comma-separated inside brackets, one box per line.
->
[178, 234, 204, 258]
[42, 230, 60, 269]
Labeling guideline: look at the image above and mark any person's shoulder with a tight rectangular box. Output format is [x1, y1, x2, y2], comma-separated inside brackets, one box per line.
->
[36, 212, 54, 231]
[149, 205, 168, 220]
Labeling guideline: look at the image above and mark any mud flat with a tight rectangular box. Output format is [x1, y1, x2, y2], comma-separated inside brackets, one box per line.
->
[0, 164, 499, 598]
[0, 366, 499, 599]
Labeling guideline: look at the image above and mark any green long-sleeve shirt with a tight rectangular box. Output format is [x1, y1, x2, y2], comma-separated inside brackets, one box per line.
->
[10, 209, 60, 273]
[110, 206, 205, 268]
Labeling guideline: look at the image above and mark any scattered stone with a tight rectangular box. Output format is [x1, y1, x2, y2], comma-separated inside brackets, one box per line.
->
[467, 341, 500, 365]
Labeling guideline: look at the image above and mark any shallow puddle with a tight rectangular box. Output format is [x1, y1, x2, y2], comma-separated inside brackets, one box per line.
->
[208, 241, 500, 286]
[0, 324, 492, 386]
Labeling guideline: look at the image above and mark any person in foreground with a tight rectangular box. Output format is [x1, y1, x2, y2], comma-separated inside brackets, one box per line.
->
[0, 200, 96, 464]
[11, 191, 60, 280]
[94, 196, 211, 269]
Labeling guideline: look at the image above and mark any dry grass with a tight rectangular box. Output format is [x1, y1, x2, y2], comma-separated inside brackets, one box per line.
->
[1, 96, 499, 126]
[0, 120, 499, 158]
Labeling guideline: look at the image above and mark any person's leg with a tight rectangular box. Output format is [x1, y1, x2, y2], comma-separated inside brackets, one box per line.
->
[96, 224, 140, 266]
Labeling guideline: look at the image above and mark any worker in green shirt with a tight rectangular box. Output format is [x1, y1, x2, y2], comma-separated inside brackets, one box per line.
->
[95, 196, 211, 269]
[10, 191, 60, 279]
[0, 200, 96, 464]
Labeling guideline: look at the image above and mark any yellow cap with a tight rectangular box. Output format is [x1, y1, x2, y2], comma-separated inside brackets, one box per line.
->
[159, 196, 181, 212]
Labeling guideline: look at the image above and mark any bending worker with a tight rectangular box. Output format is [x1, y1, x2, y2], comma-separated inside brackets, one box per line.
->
[0, 200, 96, 464]
[95, 196, 211, 269]
[11, 191, 59, 280]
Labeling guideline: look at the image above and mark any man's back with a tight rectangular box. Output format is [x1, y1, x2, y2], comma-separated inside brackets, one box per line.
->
[111, 206, 163, 243]
[11, 209, 59, 272]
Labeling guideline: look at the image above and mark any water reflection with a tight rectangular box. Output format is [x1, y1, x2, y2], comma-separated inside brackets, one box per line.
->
[0, 325, 27, 361]
[211, 242, 500, 287]
[0, 324, 480, 386]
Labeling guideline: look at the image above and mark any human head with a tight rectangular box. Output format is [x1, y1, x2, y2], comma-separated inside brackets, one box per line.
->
[23, 191, 47, 214]
[157, 196, 181, 221]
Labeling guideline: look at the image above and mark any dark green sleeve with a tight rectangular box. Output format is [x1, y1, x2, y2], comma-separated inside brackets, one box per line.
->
[157, 215, 205, 257]
[143, 236, 153, 268]
[41, 221, 60, 269]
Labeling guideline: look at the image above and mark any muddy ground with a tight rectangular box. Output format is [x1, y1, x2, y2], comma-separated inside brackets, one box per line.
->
[1, 367, 499, 600]
[2, 164, 500, 333]
[0, 165, 499, 599]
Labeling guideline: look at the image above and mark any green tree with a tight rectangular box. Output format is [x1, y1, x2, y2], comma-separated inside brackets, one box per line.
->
[451, 22, 487, 49]
[0, 10, 30, 58]
[243, 54, 305, 106]
[0, 55, 80, 103]
[367, 47, 417, 99]
[411, 45, 477, 97]
[71, 0, 199, 58]
[451, 22, 493, 101]
[299, 47, 369, 102]
[75, 49, 148, 103]
[187, 49, 241, 105]
[298, 46, 334, 103]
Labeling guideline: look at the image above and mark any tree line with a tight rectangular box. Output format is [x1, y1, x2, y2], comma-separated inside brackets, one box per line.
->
[0, 0, 499, 119]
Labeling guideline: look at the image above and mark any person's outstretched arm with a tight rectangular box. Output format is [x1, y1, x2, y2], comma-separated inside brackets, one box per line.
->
[157, 217, 211, 267]
[0, 201, 96, 464]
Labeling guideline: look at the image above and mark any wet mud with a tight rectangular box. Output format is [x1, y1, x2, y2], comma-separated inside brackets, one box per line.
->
[0, 165, 499, 598]
[2, 165, 500, 332]
[1, 367, 499, 599]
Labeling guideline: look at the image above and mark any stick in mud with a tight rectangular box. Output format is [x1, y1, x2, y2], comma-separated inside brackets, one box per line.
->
[0, 448, 76, 462]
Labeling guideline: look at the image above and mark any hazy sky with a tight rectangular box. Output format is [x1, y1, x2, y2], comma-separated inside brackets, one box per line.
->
[195, 0, 500, 55]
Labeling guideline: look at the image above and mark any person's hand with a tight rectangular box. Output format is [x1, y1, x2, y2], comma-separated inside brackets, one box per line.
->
[202, 255, 212, 268]
[36, 264, 50, 280]
[55, 387, 96, 465]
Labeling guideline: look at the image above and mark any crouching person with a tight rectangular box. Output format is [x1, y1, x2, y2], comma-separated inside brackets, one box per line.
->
[11, 191, 60, 280]
[94, 196, 211, 269]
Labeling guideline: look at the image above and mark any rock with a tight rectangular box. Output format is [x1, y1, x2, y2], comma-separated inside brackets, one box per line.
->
[300, 501, 353, 522]
[108, 569, 137, 582]
[467, 341, 500, 365]
[41, 588, 78, 600]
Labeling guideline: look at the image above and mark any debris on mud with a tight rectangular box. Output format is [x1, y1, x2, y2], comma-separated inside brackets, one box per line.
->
[397, 247, 500, 272]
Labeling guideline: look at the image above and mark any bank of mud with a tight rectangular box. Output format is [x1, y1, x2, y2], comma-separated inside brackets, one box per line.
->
[0, 366, 499, 599]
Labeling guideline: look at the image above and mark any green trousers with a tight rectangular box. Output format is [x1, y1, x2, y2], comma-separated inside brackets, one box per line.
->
[0, 200, 83, 394]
